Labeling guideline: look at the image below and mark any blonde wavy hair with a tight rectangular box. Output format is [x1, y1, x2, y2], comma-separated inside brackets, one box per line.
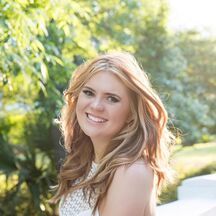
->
[51, 51, 174, 212]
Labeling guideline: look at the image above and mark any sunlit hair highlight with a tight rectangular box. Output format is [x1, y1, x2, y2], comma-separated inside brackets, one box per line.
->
[50, 52, 175, 213]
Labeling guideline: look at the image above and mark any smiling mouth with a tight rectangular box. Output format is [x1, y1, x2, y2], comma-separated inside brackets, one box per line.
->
[86, 113, 108, 123]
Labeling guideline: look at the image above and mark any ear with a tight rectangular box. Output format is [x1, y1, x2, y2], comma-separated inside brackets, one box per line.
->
[126, 116, 134, 124]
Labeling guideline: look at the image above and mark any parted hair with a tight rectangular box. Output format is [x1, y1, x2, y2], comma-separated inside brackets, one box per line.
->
[50, 52, 174, 213]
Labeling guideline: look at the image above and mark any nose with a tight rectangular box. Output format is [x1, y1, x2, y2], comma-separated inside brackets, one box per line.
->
[90, 98, 104, 111]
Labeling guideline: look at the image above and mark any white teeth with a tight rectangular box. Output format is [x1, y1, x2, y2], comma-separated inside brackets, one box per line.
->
[87, 114, 106, 123]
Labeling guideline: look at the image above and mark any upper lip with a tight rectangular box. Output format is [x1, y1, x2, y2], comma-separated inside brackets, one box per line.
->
[86, 113, 108, 121]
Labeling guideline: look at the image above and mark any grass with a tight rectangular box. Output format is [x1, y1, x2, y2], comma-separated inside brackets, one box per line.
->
[171, 142, 216, 178]
[159, 142, 216, 204]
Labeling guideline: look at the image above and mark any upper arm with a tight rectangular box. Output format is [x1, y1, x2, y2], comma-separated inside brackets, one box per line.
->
[99, 161, 156, 216]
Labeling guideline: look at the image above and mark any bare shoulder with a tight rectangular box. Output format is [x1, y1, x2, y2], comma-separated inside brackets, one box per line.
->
[113, 160, 155, 200]
[116, 159, 154, 185]
[100, 160, 156, 216]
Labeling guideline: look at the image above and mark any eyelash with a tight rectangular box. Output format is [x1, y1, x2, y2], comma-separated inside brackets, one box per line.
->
[83, 90, 93, 97]
[108, 96, 119, 103]
[82, 90, 120, 103]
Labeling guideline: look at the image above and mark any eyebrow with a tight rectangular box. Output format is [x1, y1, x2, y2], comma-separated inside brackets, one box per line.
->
[83, 85, 122, 99]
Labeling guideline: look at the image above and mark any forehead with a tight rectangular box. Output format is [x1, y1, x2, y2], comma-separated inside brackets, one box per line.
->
[84, 72, 129, 95]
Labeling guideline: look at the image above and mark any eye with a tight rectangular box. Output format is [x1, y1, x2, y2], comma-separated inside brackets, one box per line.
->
[82, 90, 94, 97]
[107, 96, 120, 103]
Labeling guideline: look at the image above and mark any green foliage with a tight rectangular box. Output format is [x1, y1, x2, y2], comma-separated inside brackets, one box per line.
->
[0, 136, 17, 175]
[0, 117, 56, 215]
[134, 12, 215, 144]
[177, 31, 216, 136]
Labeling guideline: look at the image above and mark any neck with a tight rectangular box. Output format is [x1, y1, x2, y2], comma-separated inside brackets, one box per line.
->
[91, 138, 110, 163]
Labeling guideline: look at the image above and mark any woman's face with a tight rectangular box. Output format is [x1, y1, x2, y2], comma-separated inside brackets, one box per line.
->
[76, 71, 131, 143]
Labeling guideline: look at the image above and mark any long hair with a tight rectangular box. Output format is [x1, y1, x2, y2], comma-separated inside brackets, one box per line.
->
[50, 52, 174, 212]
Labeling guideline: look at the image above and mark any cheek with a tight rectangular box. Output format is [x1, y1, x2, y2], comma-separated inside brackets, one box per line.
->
[76, 95, 86, 110]
[76, 96, 85, 119]
[111, 105, 130, 126]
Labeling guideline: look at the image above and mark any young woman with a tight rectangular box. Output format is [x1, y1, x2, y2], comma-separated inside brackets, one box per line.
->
[51, 52, 174, 216]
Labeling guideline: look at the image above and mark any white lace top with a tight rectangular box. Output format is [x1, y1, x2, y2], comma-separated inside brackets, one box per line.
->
[59, 162, 99, 216]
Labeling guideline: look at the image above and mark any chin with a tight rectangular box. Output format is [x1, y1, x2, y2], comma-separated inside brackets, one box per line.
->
[82, 129, 100, 138]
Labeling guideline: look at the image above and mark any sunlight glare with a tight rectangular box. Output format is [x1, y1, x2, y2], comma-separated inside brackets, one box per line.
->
[168, 0, 216, 34]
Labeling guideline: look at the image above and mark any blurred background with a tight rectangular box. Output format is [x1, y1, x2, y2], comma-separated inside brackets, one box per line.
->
[0, 0, 215, 215]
